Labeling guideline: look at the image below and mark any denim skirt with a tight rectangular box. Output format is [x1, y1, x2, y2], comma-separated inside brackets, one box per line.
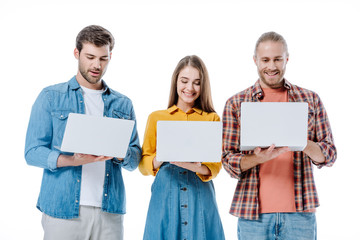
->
[143, 163, 225, 240]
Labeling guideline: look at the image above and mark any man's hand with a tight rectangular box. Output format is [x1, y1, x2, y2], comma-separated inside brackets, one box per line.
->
[57, 153, 113, 168]
[240, 144, 290, 172]
[253, 144, 291, 164]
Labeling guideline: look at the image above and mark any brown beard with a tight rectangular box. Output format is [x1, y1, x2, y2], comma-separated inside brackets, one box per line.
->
[79, 68, 102, 85]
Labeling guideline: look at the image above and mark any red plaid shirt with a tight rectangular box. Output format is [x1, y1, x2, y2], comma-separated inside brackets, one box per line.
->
[222, 79, 337, 220]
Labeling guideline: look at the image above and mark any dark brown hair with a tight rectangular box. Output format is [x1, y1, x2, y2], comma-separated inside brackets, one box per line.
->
[76, 25, 115, 52]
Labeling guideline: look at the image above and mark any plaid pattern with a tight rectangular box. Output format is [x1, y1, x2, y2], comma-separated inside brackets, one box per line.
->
[222, 79, 337, 220]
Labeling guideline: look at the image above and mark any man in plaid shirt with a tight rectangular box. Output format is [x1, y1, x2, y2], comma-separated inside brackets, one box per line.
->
[222, 32, 336, 240]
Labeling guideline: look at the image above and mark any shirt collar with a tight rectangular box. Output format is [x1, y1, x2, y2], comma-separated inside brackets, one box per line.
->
[167, 105, 203, 115]
[252, 79, 292, 99]
[69, 75, 110, 94]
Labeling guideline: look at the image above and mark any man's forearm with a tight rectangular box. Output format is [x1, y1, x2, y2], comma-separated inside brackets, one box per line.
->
[240, 145, 291, 172]
[303, 140, 325, 163]
[57, 154, 113, 168]
[240, 154, 261, 172]
[57, 154, 74, 168]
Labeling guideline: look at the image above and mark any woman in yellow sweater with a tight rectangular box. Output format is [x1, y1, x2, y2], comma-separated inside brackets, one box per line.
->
[139, 55, 225, 240]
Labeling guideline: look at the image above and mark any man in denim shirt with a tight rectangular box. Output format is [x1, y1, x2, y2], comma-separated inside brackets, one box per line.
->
[25, 25, 141, 240]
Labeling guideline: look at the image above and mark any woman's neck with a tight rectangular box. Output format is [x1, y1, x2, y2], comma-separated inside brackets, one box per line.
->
[176, 102, 194, 113]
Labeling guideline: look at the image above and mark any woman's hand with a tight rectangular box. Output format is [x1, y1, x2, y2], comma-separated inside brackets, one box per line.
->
[153, 156, 163, 170]
[170, 162, 211, 176]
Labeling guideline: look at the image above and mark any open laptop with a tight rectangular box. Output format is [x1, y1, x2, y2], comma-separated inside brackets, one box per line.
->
[156, 121, 222, 162]
[240, 102, 308, 151]
[60, 113, 135, 158]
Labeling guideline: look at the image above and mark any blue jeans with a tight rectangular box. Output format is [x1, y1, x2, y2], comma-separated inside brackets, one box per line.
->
[237, 213, 317, 240]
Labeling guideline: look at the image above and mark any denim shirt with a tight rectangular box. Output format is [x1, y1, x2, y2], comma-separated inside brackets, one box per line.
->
[25, 76, 141, 219]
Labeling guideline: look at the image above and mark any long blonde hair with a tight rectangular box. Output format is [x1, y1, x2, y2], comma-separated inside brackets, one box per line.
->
[168, 55, 215, 113]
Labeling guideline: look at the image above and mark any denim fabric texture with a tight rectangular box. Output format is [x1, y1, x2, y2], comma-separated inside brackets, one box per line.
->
[143, 163, 225, 240]
[237, 212, 317, 240]
[25, 76, 141, 219]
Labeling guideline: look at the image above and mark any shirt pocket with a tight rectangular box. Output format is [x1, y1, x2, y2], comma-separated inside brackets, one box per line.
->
[51, 110, 73, 140]
[111, 110, 131, 120]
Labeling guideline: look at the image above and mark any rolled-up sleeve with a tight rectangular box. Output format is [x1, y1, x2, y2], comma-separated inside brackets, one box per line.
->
[312, 94, 337, 168]
[221, 98, 244, 180]
[117, 105, 142, 171]
[25, 90, 60, 172]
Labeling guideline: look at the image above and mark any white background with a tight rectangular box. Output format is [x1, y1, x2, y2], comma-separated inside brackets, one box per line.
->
[1, 0, 359, 239]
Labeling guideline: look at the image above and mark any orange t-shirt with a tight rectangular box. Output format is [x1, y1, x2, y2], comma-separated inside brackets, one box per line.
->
[259, 87, 296, 213]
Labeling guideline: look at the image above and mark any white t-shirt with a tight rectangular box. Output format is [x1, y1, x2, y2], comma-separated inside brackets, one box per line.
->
[79, 86, 106, 208]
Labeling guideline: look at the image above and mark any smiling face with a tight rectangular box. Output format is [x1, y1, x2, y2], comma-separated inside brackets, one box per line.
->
[176, 65, 201, 112]
[74, 42, 112, 90]
[254, 40, 288, 89]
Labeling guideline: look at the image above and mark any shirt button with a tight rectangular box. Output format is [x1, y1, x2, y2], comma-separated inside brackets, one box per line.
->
[183, 221, 188, 225]
[181, 187, 187, 191]
[104, 194, 108, 197]
[77, 179, 80, 183]
[75, 200, 78, 203]
[106, 173, 109, 177]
